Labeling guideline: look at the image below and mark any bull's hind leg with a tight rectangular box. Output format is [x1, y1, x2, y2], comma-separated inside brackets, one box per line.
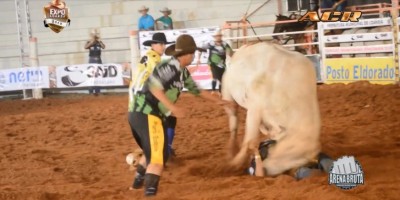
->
[230, 107, 261, 168]
[224, 102, 239, 159]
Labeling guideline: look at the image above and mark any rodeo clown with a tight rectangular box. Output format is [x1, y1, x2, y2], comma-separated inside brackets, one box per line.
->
[197, 30, 233, 94]
[128, 32, 178, 162]
[128, 34, 224, 196]
[246, 139, 334, 179]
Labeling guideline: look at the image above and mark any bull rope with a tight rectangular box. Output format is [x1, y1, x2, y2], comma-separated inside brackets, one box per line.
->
[243, 0, 273, 42]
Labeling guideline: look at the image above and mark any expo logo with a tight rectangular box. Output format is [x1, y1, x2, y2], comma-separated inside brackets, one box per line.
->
[298, 11, 362, 22]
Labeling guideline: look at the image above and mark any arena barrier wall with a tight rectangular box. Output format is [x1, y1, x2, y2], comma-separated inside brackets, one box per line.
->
[0, 64, 128, 92]
[223, 16, 400, 85]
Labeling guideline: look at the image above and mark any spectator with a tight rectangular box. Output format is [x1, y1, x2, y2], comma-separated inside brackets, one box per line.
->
[138, 6, 155, 31]
[155, 7, 173, 30]
[84, 28, 105, 96]
[321, 0, 348, 12]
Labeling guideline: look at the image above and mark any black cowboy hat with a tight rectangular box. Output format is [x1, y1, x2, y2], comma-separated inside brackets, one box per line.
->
[165, 34, 206, 57]
[143, 32, 174, 46]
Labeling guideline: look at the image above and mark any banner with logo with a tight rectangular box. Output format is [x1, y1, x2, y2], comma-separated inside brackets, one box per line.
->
[0, 67, 50, 92]
[322, 17, 391, 30]
[138, 26, 219, 63]
[55, 63, 123, 88]
[43, 1, 70, 33]
[185, 64, 212, 90]
[324, 57, 396, 84]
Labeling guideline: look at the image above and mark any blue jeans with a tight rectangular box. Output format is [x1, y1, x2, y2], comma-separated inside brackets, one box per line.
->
[89, 57, 102, 94]
[89, 87, 100, 94]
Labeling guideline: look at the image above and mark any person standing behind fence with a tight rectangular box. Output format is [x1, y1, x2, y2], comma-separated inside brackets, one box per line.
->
[138, 6, 155, 31]
[84, 28, 105, 96]
[155, 7, 173, 30]
[321, 0, 347, 12]
[197, 30, 233, 95]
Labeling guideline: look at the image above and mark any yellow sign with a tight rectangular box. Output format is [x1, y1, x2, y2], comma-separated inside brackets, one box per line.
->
[324, 57, 396, 84]
[298, 11, 362, 22]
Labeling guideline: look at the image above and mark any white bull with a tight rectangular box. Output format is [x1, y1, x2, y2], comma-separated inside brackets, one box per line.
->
[222, 42, 321, 176]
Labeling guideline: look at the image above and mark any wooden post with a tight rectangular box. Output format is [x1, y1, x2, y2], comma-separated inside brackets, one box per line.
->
[29, 37, 42, 99]
[391, 0, 399, 83]
[277, 0, 282, 15]
[129, 30, 140, 73]
[241, 16, 248, 45]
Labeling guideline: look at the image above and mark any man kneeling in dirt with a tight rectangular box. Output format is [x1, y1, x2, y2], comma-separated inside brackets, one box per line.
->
[247, 139, 334, 179]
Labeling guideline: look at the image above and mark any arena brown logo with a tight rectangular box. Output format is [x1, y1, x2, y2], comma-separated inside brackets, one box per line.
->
[43, 0, 71, 33]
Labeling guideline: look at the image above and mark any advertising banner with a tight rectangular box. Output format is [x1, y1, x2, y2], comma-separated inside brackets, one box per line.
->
[55, 63, 123, 88]
[324, 57, 396, 84]
[0, 67, 50, 92]
[322, 18, 391, 30]
[138, 27, 220, 89]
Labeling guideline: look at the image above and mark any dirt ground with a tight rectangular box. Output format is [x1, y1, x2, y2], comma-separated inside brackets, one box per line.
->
[0, 82, 399, 200]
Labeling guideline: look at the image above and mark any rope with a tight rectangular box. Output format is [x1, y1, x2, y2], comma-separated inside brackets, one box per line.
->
[243, 0, 268, 42]
[245, 0, 252, 16]
[246, 19, 262, 42]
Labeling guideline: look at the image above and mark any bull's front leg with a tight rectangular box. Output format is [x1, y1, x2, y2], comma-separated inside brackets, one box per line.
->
[230, 106, 261, 168]
[224, 101, 239, 159]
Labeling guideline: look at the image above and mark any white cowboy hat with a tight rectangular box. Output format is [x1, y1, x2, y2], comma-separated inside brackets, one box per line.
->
[159, 7, 171, 13]
[138, 5, 149, 12]
[91, 28, 99, 35]
[213, 30, 223, 37]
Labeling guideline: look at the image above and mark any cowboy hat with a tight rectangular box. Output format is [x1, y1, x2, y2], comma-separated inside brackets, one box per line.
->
[213, 30, 223, 37]
[138, 5, 149, 12]
[143, 32, 174, 46]
[159, 7, 171, 13]
[91, 28, 99, 35]
[165, 34, 206, 57]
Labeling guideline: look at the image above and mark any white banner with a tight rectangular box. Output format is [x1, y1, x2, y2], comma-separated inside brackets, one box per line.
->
[55, 63, 123, 88]
[0, 67, 50, 92]
[138, 27, 220, 90]
[322, 18, 391, 30]
[44, 18, 69, 27]
[324, 44, 394, 55]
[138, 26, 219, 65]
[324, 32, 393, 43]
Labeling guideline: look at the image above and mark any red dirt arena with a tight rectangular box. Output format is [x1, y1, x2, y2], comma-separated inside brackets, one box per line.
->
[0, 82, 399, 200]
